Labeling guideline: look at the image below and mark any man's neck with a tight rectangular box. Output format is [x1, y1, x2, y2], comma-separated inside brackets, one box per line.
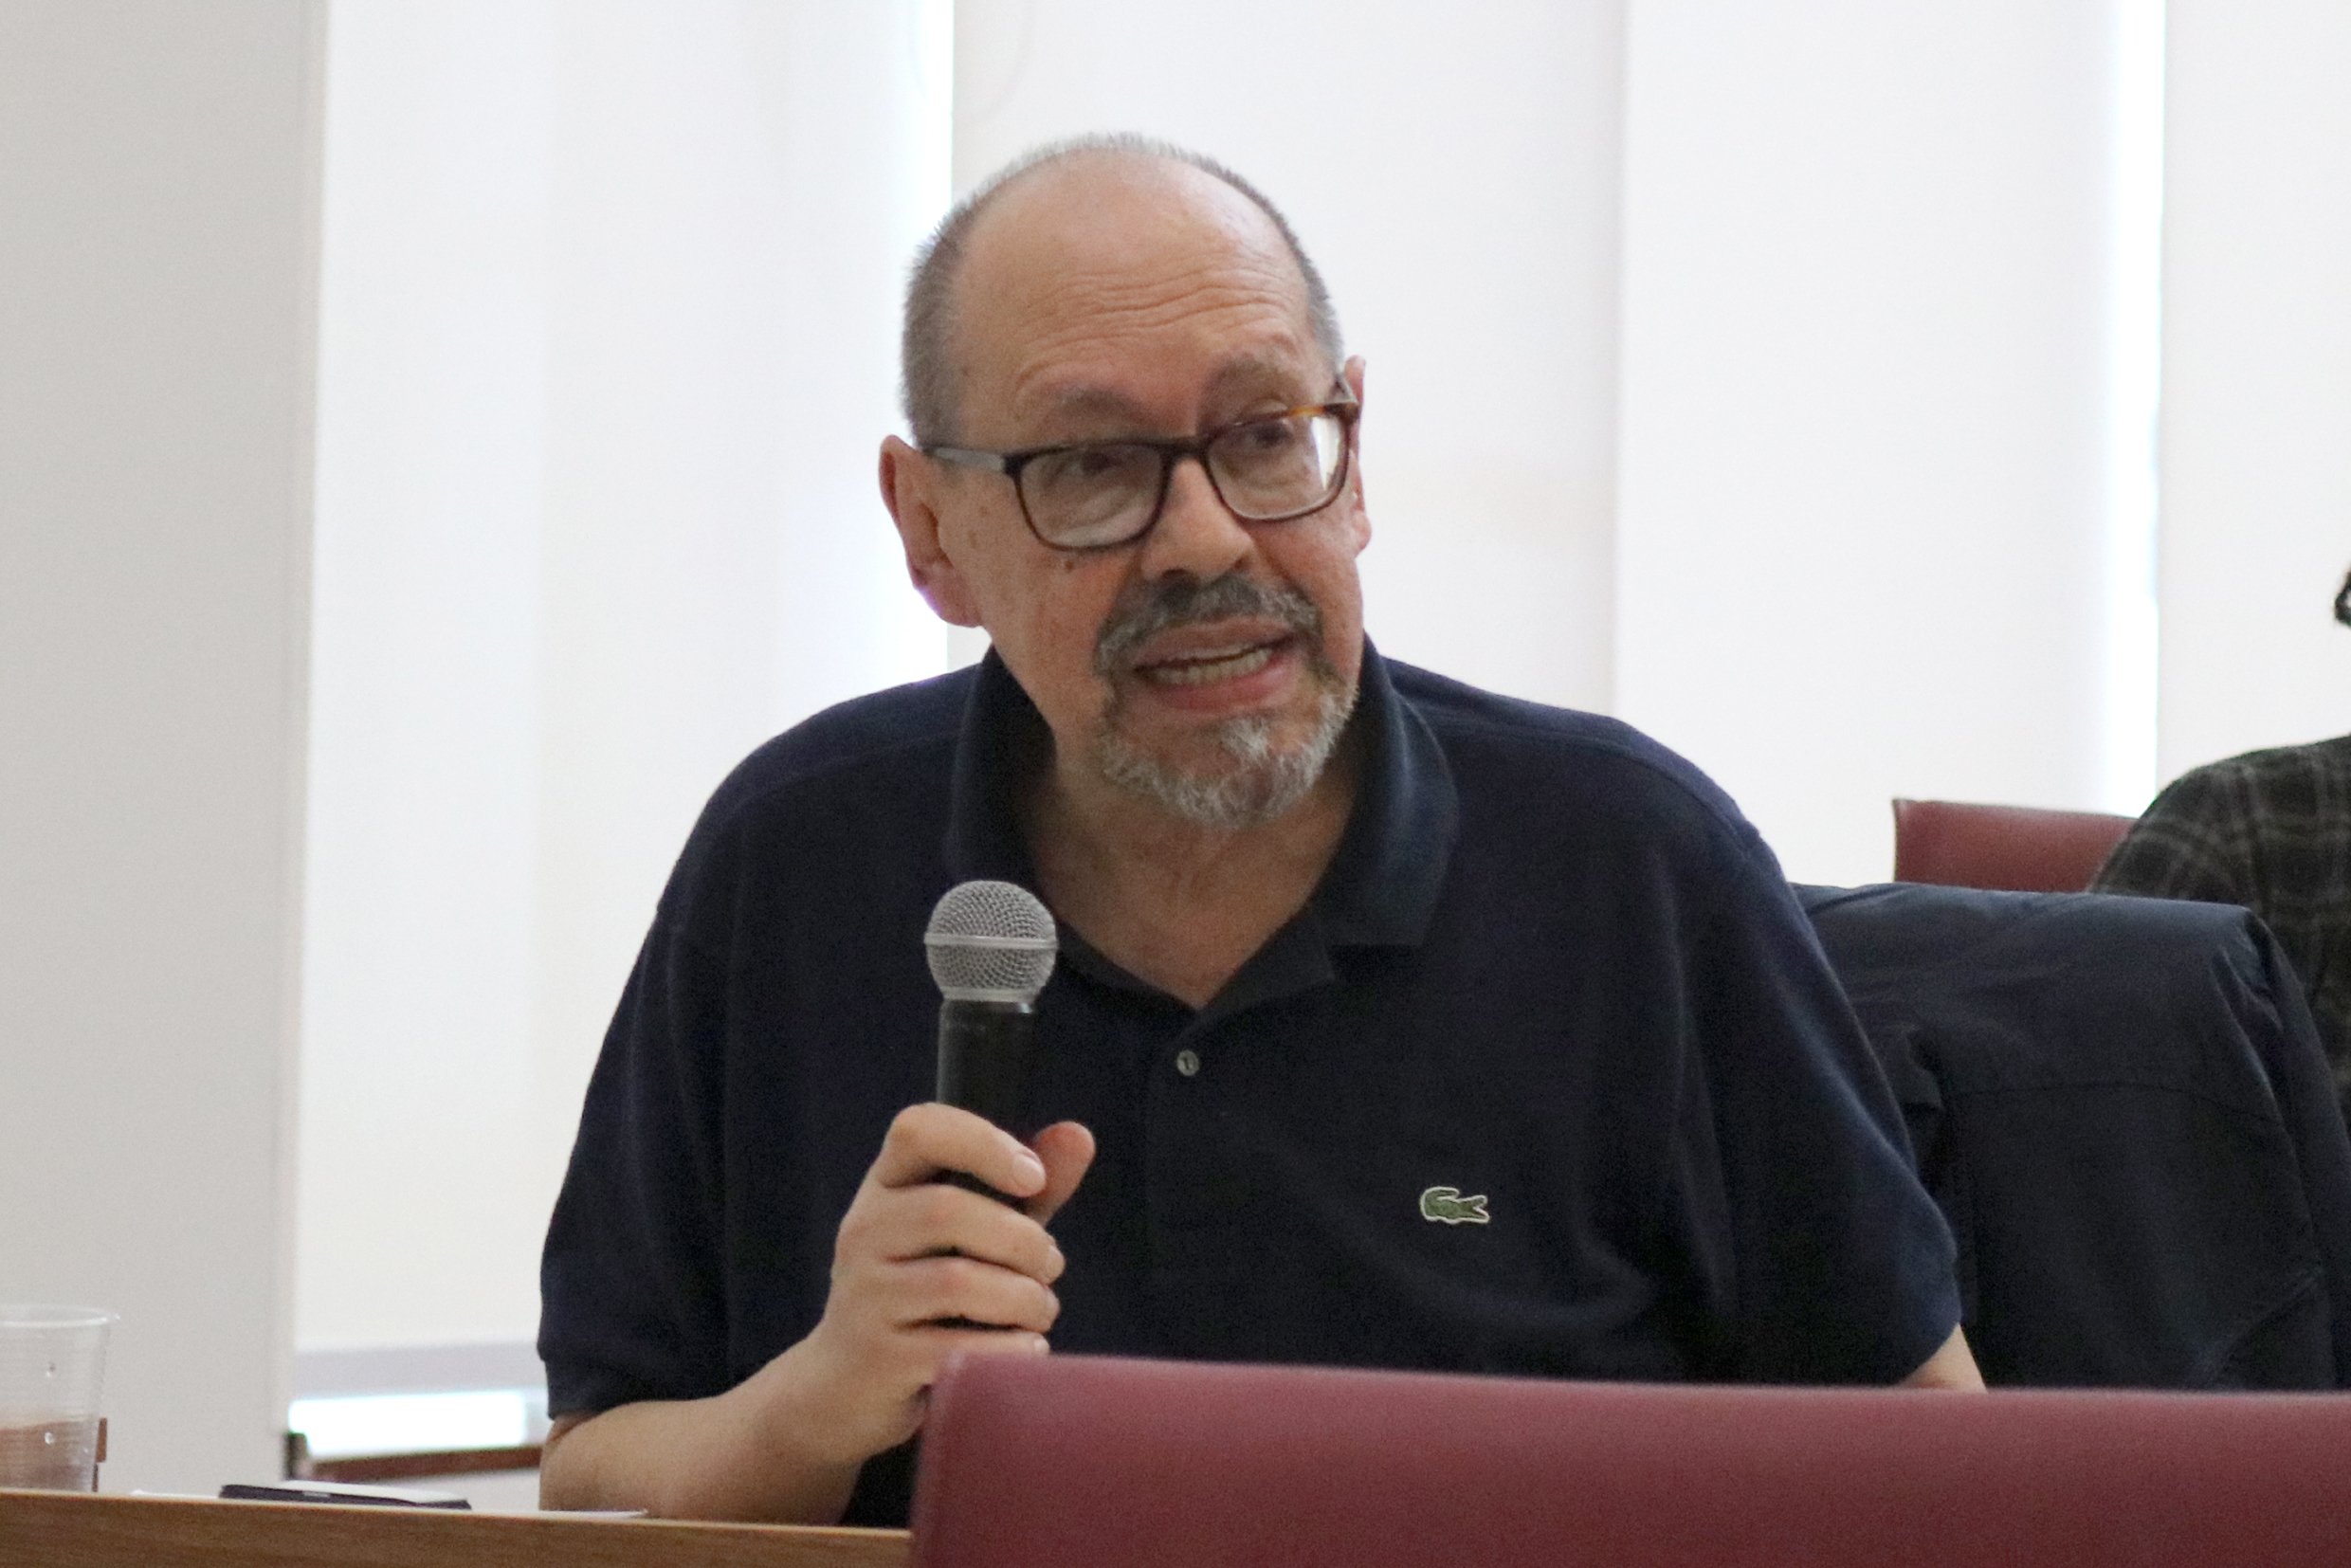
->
[1024, 733, 1361, 1011]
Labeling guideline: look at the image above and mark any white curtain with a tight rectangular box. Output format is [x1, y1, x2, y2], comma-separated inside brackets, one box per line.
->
[303, 0, 951, 1353]
[2156, 0, 2351, 776]
[1615, 0, 2161, 883]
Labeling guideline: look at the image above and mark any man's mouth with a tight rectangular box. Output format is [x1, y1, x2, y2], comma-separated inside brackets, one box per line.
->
[1137, 639, 1285, 688]
[1094, 574, 1323, 686]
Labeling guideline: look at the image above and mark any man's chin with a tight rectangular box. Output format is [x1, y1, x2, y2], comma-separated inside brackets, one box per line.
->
[1093, 695, 1354, 833]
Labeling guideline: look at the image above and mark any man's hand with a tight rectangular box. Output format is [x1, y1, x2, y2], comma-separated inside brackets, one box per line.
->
[790, 1103, 1097, 1464]
[538, 1105, 1095, 1522]
[1899, 1324, 1985, 1390]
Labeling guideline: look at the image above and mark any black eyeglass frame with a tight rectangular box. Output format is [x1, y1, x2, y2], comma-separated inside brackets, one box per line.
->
[922, 392, 1361, 553]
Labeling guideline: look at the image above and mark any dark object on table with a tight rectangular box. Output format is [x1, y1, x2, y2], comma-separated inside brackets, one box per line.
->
[220, 1480, 470, 1508]
[1801, 881, 2351, 1388]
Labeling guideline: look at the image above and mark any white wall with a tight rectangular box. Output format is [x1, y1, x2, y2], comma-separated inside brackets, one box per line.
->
[300, 0, 952, 1355]
[0, 2, 321, 1491]
[1616, 0, 2155, 884]
[2155, 0, 2351, 778]
[954, 0, 1627, 713]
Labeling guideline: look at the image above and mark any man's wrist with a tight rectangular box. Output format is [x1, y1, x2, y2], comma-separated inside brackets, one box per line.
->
[734, 1334, 902, 1484]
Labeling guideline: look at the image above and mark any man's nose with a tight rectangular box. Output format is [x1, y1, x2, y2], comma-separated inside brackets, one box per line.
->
[1138, 454, 1253, 580]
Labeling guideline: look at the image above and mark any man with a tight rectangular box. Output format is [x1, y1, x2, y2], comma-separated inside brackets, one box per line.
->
[2094, 567, 2351, 1115]
[537, 137, 1978, 1525]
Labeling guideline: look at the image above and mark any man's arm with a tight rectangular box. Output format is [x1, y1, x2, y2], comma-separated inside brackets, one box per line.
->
[1899, 1324, 1985, 1390]
[539, 1104, 1094, 1522]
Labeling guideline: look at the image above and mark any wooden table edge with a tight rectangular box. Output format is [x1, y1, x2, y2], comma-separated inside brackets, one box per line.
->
[0, 1486, 911, 1567]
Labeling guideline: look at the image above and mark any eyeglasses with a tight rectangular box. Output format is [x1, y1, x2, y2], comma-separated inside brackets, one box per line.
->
[924, 395, 1359, 552]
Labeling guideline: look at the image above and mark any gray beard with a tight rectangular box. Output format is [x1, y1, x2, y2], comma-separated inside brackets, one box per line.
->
[1088, 574, 1358, 832]
[1094, 684, 1354, 832]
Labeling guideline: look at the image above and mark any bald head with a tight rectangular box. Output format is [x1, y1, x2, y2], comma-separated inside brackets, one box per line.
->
[901, 136, 1343, 447]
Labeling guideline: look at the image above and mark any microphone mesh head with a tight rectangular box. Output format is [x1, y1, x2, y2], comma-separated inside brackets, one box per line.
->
[924, 880, 1057, 1003]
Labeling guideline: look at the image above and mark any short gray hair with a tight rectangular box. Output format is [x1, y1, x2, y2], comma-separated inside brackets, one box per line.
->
[900, 134, 1345, 447]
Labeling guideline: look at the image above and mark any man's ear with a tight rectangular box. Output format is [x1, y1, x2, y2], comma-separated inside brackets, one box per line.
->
[879, 436, 983, 627]
[1339, 356, 1371, 553]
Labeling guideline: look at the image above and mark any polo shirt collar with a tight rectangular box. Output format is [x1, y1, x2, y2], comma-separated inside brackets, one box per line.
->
[1313, 642, 1459, 947]
[941, 639, 1459, 953]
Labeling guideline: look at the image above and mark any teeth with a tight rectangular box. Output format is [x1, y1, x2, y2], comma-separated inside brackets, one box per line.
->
[1145, 645, 1275, 686]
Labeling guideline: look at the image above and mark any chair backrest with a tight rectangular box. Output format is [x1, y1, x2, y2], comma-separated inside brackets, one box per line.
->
[910, 1354, 2351, 1568]
[1891, 797, 2134, 891]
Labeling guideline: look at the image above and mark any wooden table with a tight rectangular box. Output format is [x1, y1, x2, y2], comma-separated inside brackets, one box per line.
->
[0, 1487, 910, 1568]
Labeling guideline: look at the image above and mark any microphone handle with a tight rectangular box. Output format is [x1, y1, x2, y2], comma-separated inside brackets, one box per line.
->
[936, 998, 1036, 1204]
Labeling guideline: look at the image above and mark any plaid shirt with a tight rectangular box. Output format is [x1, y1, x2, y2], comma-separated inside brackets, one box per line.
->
[2093, 734, 2351, 1110]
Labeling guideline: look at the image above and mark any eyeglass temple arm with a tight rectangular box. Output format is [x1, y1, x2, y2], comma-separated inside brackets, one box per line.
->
[922, 446, 1012, 475]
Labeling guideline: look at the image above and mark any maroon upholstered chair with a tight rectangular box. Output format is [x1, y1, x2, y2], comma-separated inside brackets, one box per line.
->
[911, 1353, 2351, 1568]
[1891, 797, 2135, 892]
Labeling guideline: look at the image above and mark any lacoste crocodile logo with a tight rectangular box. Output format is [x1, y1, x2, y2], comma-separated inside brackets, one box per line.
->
[1418, 1186, 1490, 1225]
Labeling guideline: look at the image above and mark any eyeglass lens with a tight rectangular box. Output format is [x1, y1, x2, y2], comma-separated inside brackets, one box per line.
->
[1023, 410, 1348, 549]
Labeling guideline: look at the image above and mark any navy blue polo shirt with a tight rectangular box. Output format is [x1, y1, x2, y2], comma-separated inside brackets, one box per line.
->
[539, 644, 1959, 1525]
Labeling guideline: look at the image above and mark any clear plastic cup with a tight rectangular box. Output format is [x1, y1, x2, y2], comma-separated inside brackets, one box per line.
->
[0, 1305, 115, 1490]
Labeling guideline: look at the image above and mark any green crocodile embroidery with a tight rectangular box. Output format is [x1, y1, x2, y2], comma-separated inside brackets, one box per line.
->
[1418, 1185, 1491, 1225]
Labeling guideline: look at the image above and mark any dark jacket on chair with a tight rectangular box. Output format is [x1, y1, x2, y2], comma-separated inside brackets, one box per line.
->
[1801, 883, 2351, 1389]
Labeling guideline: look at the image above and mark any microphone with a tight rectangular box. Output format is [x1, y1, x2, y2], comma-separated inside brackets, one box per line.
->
[924, 880, 1057, 1198]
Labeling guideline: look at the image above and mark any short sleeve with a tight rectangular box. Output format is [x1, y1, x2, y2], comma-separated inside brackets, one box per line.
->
[1681, 822, 1963, 1385]
[538, 891, 736, 1419]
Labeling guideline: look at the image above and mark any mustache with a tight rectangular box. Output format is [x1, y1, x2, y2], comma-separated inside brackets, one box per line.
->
[1093, 574, 1325, 676]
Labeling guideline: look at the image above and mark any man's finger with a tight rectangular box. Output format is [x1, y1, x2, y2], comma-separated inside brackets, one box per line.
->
[1025, 1121, 1096, 1226]
[867, 1102, 1047, 1197]
[893, 1255, 1062, 1335]
[917, 1328, 1051, 1367]
[847, 1180, 1065, 1283]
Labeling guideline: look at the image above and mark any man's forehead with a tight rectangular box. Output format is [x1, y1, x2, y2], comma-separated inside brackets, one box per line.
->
[951, 155, 1319, 421]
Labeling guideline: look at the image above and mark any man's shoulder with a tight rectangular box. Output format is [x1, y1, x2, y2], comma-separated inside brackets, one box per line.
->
[1386, 659, 1747, 830]
[696, 665, 976, 836]
[2179, 733, 2351, 794]
[2137, 732, 2351, 837]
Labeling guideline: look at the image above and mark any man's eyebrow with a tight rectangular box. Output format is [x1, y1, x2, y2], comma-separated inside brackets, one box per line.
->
[1202, 352, 1312, 399]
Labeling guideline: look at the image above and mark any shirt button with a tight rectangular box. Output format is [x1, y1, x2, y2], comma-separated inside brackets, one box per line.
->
[1175, 1048, 1201, 1078]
